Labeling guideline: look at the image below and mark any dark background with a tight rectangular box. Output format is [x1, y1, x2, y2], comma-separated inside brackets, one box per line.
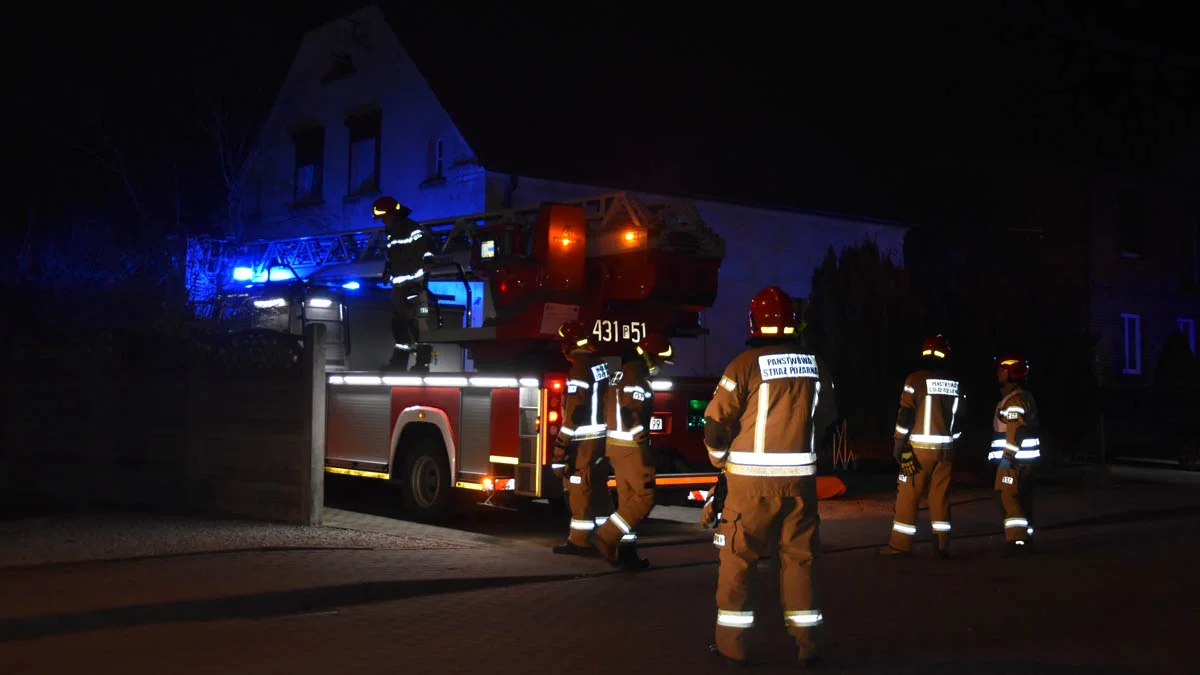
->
[13, 2, 1199, 233]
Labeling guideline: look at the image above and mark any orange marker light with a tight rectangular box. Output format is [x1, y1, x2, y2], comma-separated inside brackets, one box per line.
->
[624, 230, 636, 242]
[548, 410, 559, 423]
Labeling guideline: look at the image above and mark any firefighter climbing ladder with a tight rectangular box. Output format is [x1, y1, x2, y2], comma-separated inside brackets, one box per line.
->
[185, 192, 719, 313]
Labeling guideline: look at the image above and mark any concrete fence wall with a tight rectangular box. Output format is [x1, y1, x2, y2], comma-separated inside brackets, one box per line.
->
[2, 324, 326, 525]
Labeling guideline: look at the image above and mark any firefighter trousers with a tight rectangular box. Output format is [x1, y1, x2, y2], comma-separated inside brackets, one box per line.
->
[592, 442, 655, 549]
[563, 439, 615, 546]
[390, 281, 429, 366]
[997, 462, 1035, 543]
[714, 475, 821, 662]
[888, 447, 954, 552]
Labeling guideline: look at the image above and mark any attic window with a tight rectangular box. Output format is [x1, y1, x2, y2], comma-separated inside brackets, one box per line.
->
[321, 52, 356, 85]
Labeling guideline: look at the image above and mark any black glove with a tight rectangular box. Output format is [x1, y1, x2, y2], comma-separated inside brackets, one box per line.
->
[701, 473, 728, 528]
[892, 438, 907, 464]
[633, 426, 649, 444]
[898, 445, 921, 476]
[551, 435, 571, 476]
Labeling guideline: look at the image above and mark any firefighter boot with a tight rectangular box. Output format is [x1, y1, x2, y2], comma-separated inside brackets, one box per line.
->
[709, 643, 749, 668]
[385, 348, 410, 371]
[616, 544, 650, 571]
[794, 650, 821, 670]
[1003, 540, 1030, 557]
[877, 545, 910, 558]
[411, 345, 433, 373]
[587, 532, 618, 564]
[552, 540, 598, 557]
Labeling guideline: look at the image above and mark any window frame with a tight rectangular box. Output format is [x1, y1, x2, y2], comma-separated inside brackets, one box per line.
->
[345, 109, 382, 196]
[1121, 313, 1142, 374]
[291, 126, 325, 205]
[1178, 317, 1196, 355]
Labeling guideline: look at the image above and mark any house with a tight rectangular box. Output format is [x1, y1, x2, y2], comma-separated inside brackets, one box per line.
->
[1084, 172, 1198, 386]
[242, 4, 908, 377]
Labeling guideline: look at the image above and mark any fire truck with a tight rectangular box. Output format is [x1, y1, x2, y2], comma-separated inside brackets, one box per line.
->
[207, 192, 726, 521]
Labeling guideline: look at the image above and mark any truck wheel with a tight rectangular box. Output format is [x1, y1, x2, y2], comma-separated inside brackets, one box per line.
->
[400, 438, 454, 522]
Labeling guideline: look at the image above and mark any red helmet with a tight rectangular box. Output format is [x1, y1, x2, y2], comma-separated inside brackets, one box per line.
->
[921, 334, 952, 359]
[557, 321, 592, 350]
[636, 334, 674, 366]
[371, 196, 411, 219]
[748, 286, 798, 338]
[997, 355, 1030, 380]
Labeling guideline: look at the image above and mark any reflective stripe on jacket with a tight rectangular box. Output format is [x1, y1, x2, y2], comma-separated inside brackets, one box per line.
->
[989, 388, 1041, 462]
[605, 361, 652, 448]
[704, 344, 837, 478]
[893, 368, 963, 449]
[558, 352, 609, 443]
[385, 216, 434, 279]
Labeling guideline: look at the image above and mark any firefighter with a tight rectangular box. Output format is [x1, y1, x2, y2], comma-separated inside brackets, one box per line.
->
[374, 196, 435, 372]
[879, 334, 964, 559]
[991, 354, 1040, 555]
[588, 334, 674, 570]
[704, 285, 837, 668]
[550, 320, 614, 556]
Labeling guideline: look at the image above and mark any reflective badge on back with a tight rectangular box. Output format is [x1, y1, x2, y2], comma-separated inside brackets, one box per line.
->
[925, 379, 959, 396]
[591, 363, 609, 383]
[757, 353, 819, 381]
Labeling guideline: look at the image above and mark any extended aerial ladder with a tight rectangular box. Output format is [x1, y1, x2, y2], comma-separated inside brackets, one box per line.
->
[190, 193, 725, 365]
[188, 193, 720, 299]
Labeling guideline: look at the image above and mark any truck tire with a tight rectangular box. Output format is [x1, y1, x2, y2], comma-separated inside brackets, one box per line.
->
[400, 437, 454, 522]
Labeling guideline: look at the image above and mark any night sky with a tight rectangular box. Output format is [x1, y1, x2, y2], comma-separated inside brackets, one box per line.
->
[15, 2, 1199, 235]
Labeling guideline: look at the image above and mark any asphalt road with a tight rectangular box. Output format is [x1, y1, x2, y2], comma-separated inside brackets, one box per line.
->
[3, 493, 1197, 674]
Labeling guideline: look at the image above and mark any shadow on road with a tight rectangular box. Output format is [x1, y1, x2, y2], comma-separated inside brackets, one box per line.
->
[0, 573, 595, 643]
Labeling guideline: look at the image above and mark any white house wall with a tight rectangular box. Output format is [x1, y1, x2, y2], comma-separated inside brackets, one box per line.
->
[491, 174, 909, 377]
[247, 5, 485, 242]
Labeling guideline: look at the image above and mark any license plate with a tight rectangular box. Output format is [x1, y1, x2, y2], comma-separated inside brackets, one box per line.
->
[649, 416, 664, 431]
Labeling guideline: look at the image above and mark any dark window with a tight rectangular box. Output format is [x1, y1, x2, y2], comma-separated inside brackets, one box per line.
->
[428, 138, 445, 180]
[1116, 189, 1144, 257]
[1121, 313, 1142, 374]
[292, 127, 325, 204]
[346, 110, 382, 195]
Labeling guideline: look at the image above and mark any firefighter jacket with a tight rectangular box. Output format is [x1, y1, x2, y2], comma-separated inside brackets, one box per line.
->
[893, 367, 964, 450]
[558, 350, 610, 444]
[704, 344, 837, 478]
[384, 215, 434, 286]
[605, 361, 654, 449]
[989, 386, 1041, 462]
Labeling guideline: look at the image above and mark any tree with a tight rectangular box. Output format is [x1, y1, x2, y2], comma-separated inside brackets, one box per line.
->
[200, 98, 266, 243]
[807, 239, 922, 463]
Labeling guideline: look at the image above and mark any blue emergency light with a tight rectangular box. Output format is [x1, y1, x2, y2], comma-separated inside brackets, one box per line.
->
[343, 281, 361, 290]
[230, 267, 296, 283]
